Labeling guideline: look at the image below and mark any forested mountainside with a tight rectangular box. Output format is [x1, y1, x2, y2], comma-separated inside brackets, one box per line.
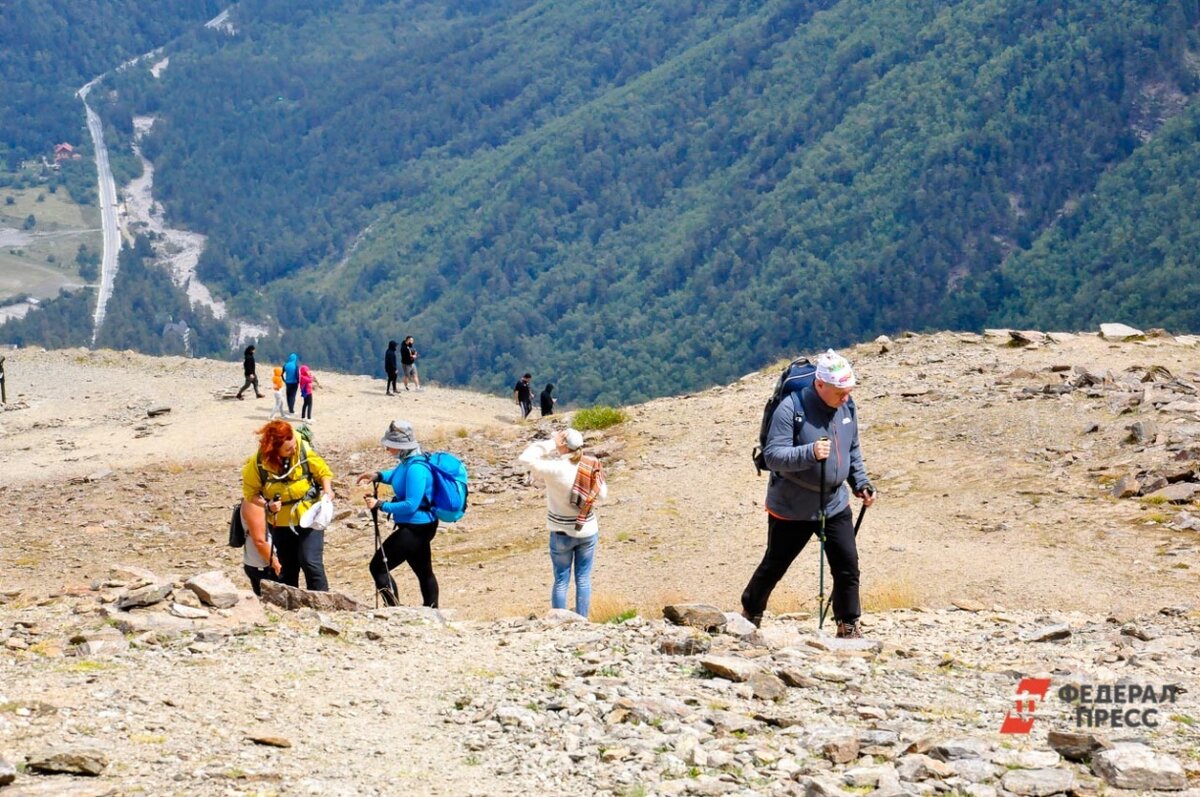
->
[4, 0, 1200, 403]
[0, 0, 222, 169]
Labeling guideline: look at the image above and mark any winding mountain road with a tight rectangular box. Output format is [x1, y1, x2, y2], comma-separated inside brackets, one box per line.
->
[77, 81, 122, 345]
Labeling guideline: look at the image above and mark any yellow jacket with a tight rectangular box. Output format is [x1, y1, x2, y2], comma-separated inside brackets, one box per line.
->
[242, 438, 333, 528]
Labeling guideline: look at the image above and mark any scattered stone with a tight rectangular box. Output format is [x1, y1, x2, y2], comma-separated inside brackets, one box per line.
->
[0, 757, 14, 786]
[659, 633, 710, 656]
[1092, 744, 1187, 791]
[1110, 473, 1141, 498]
[1019, 623, 1071, 642]
[246, 735, 292, 749]
[72, 629, 129, 657]
[146, 405, 171, 417]
[1126, 420, 1158, 445]
[115, 582, 172, 610]
[541, 608, 588, 625]
[806, 728, 860, 764]
[1010, 330, 1046, 346]
[1145, 483, 1200, 504]
[1001, 768, 1076, 796]
[259, 581, 364, 612]
[663, 604, 727, 632]
[169, 603, 210, 620]
[700, 655, 760, 682]
[747, 670, 787, 701]
[1047, 730, 1111, 762]
[929, 738, 988, 761]
[951, 598, 986, 612]
[721, 611, 758, 638]
[183, 571, 239, 609]
[1100, 323, 1145, 341]
[25, 748, 108, 776]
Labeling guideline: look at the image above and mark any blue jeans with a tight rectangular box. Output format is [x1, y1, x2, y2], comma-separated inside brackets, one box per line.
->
[549, 532, 597, 618]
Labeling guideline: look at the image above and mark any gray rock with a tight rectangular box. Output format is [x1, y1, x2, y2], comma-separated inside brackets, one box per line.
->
[115, 582, 172, 610]
[0, 783, 117, 797]
[26, 748, 108, 776]
[721, 611, 759, 638]
[805, 728, 860, 764]
[950, 758, 998, 783]
[1126, 420, 1158, 445]
[183, 571, 239, 609]
[1145, 483, 1200, 504]
[776, 665, 819, 688]
[1091, 744, 1187, 791]
[1000, 768, 1075, 796]
[659, 633, 711, 656]
[700, 655, 760, 682]
[663, 604, 728, 632]
[747, 670, 787, 701]
[1110, 474, 1141, 498]
[1019, 623, 1071, 642]
[1046, 730, 1110, 762]
[1099, 323, 1145, 341]
[897, 753, 953, 781]
[259, 581, 364, 612]
[541, 608, 587, 625]
[929, 738, 988, 761]
[168, 603, 209, 620]
[72, 629, 128, 657]
[800, 776, 853, 797]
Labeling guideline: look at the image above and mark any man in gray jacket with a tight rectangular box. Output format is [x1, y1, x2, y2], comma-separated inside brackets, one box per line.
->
[741, 349, 877, 638]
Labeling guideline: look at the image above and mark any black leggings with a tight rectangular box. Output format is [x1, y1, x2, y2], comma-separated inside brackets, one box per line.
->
[301, 394, 313, 419]
[244, 564, 277, 596]
[370, 520, 439, 607]
[271, 526, 329, 591]
[386, 370, 398, 394]
[741, 507, 860, 623]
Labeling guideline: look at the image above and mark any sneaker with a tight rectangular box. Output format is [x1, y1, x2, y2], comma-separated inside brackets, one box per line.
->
[741, 608, 762, 629]
[836, 621, 862, 639]
[237, 394, 244, 401]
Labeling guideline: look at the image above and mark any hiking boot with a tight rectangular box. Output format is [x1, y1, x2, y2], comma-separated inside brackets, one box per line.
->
[836, 621, 862, 639]
[237, 394, 244, 400]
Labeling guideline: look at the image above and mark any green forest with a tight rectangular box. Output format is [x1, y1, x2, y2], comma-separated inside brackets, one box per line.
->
[3, 0, 1200, 403]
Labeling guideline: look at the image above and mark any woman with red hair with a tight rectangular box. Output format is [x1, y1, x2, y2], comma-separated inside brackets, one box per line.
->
[241, 420, 335, 593]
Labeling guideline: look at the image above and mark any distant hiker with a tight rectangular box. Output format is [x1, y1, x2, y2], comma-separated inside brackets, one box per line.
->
[401, 335, 421, 391]
[236, 345, 264, 400]
[283, 352, 300, 414]
[243, 419, 335, 591]
[384, 340, 399, 396]
[540, 383, 556, 417]
[356, 420, 440, 607]
[740, 349, 876, 638]
[269, 367, 286, 420]
[239, 496, 280, 596]
[514, 373, 533, 419]
[519, 429, 607, 619]
[299, 364, 319, 420]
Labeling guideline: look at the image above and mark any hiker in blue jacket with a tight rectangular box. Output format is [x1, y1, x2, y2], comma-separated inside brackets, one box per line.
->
[282, 352, 301, 415]
[357, 419, 439, 607]
[741, 350, 877, 638]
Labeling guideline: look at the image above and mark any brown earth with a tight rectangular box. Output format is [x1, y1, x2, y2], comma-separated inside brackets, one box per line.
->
[1, 330, 1198, 622]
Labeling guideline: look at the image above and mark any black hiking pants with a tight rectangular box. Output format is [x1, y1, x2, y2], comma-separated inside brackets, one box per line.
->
[272, 526, 329, 591]
[244, 564, 278, 596]
[370, 520, 439, 607]
[285, 382, 299, 414]
[741, 507, 860, 623]
[386, 369, 399, 395]
[237, 373, 261, 398]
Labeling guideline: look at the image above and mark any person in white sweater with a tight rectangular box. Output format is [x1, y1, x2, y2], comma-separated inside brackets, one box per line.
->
[519, 429, 608, 618]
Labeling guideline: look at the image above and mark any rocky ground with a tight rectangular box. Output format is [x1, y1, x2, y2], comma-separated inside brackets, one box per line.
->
[1, 325, 1199, 794]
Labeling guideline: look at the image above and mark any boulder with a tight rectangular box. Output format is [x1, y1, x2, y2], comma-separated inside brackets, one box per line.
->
[259, 581, 364, 612]
[663, 603, 727, 632]
[183, 571, 239, 609]
[115, 582, 172, 610]
[699, 655, 761, 682]
[26, 748, 108, 776]
[1091, 744, 1187, 791]
[1046, 730, 1110, 762]
[1000, 768, 1076, 796]
[1099, 323, 1145, 341]
[1145, 483, 1200, 504]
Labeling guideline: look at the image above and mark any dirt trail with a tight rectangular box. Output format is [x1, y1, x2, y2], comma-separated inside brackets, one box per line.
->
[1, 333, 1198, 621]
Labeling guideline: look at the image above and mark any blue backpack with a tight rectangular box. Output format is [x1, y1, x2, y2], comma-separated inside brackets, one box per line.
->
[414, 452, 469, 523]
[752, 357, 815, 474]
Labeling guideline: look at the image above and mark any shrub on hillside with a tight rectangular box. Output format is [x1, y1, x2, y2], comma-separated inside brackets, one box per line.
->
[573, 405, 627, 431]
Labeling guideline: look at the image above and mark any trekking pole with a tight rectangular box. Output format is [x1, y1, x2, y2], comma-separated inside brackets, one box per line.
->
[371, 482, 395, 607]
[817, 436, 830, 631]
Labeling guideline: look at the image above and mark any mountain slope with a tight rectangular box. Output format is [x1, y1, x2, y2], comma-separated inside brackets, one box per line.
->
[6, 0, 1200, 403]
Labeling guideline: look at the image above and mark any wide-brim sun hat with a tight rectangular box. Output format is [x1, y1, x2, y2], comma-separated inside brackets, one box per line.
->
[381, 419, 419, 451]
